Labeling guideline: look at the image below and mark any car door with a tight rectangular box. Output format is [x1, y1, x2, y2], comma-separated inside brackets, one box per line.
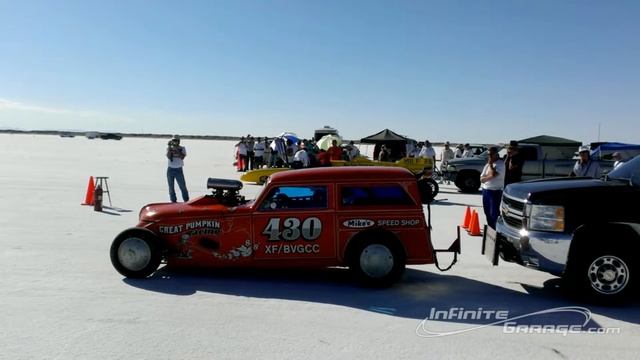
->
[252, 184, 336, 261]
[520, 146, 540, 180]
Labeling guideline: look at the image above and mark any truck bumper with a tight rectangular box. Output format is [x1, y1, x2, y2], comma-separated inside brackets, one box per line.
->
[495, 216, 572, 276]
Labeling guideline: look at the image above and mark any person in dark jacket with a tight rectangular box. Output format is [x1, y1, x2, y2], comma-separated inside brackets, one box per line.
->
[504, 140, 524, 186]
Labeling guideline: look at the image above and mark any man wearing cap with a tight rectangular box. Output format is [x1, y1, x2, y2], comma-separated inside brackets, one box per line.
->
[166, 135, 190, 203]
[504, 140, 525, 186]
[462, 143, 473, 158]
[612, 152, 624, 169]
[419, 140, 437, 170]
[292, 143, 310, 169]
[570, 146, 602, 178]
[440, 142, 454, 184]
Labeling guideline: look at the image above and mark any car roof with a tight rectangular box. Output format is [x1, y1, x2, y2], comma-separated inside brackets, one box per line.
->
[270, 166, 415, 183]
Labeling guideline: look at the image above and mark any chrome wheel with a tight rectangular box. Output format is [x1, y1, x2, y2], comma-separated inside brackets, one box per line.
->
[359, 244, 394, 278]
[118, 237, 152, 272]
[588, 255, 630, 295]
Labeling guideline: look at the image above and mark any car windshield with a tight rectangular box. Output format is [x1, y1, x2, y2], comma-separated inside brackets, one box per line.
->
[607, 155, 640, 185]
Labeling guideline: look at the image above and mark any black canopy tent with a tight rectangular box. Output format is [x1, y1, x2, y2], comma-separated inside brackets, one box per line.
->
[360, 129, 410, 161]
[518, 135, 581, 147]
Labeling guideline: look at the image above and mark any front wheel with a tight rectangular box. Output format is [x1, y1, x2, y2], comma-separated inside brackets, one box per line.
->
[455, 171, 480, 193]
[564, 248, 635, 302]
[349, 238, 406, 287]
[110, 228, 162, 278]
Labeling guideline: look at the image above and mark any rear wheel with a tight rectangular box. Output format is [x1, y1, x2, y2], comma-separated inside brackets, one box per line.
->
[110, 229, 162, 278]
[417, 177, 439, 204]
[349, 237, 406, 287]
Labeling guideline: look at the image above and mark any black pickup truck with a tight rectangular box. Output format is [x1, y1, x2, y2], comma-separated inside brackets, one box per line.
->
[484, 155, 640, 301]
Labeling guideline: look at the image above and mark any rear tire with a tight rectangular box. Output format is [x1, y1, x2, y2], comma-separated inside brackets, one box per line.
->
[110, 228, 162, 278]
[349, 237, 406, 287]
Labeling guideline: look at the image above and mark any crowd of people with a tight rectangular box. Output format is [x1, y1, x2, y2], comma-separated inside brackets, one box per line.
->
[233, 135, 360, 171]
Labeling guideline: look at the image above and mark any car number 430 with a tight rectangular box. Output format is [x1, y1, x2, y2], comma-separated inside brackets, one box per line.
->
[262, 217, 322, 241]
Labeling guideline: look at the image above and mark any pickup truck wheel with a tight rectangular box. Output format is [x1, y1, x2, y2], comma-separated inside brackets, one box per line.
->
[350, 238, 406, 287]
[110, 229, 162, 278]
[564, 248, 635, 302]
[454, 171, 480, 193]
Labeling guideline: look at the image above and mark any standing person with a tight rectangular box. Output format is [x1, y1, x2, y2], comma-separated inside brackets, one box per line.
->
[480, 147, 505, 229]
[419, 140, 437, 170]
[612, 152, 624, 169]
[378, 144, 390, 161]
[570, 146, 602, 178]
[166, 135, 189, 203]
[263, 138, 272, 168]
[327, 139, 343, 162]
[292, 144, 310, 169]
[347, 140, 360, 160]
[462, 143, 473, 158]
[454, 144, 464, 158]
[440, 141, 455, 184]
[504, 140, 525, 186]
[245, 135, 255, 170]
[317, 149, 330, 166]
[236, 137, 248, 172]
[253, 137, 265, 169]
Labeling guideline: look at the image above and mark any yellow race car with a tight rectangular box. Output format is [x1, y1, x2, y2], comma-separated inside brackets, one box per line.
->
[240, 156, 438, 200]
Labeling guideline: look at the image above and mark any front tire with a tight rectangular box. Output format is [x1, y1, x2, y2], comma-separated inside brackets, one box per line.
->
[564, 247, 635, 302]
[455, 171, 480, 193]
[349, 238, 406, 287]
[110, 228, 162, 278]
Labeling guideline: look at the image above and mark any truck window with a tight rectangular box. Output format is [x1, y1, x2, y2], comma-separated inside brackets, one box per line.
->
[520, 146, 538, 161]
[341, 185, 414, 206]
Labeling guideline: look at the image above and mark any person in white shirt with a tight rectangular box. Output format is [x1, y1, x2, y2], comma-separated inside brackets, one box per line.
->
[440, 141, 455, 184]
[292, 144, 310, 169]
[236, 138, 248, 171]
[347, 141, 360, 160]
[454, 144, 464, 158]
[419, 140, 436, 169]
[480, 147, 505, 229]
[612, 152, 624, 169]
[462, 143, 473, 158]
[253, 137, 266, 169]
[166, 135, 189, 203]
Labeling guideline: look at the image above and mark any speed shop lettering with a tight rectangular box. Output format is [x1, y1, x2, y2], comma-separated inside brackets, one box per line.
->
[377, 219, 421, 227]
[263, 217, 322, 255]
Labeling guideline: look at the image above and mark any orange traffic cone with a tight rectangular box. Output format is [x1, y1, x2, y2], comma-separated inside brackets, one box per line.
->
[81, 176, 95, 205]
[468, 210, 482, 236]
[462, 206, 472, 229]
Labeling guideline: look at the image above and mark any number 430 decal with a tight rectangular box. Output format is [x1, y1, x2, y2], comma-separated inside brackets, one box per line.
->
[262, 217, 322, 241]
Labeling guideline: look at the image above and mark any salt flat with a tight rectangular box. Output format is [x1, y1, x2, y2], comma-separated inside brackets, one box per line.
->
[0, 134, 638, 360]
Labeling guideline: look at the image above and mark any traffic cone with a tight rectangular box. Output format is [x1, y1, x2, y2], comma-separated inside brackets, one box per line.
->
[81, 176, 95, 205]
[468, 210, 482, 236]
[462, 206, 472, 229]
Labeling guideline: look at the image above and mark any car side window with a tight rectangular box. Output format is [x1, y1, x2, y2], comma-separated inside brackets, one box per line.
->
[341, 185, 414, 206]
[259, 186, 327, 210]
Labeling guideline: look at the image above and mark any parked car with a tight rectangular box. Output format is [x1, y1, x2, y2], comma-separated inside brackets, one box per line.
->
[484, 155, 640, 301]
[448, 142, 598, 193]
[111, 167, 459, 286]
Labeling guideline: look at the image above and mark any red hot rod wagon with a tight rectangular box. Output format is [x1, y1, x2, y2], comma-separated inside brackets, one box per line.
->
[111, 167, 460, 286]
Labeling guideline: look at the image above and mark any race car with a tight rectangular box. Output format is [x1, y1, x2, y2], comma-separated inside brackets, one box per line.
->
[241, 156, 440, 200]
[111, 167, 459, 286]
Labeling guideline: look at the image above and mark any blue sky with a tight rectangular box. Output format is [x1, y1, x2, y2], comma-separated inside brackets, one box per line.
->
[1, 0, 638, 144]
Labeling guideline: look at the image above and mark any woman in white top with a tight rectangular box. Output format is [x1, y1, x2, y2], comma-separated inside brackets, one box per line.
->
[480, 147, 505, 229]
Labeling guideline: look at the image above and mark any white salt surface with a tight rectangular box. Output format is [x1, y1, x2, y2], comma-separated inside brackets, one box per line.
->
[0, 135, 638, 360]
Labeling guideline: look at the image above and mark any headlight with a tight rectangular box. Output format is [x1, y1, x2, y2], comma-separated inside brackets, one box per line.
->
[526, 205, 564, 232]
